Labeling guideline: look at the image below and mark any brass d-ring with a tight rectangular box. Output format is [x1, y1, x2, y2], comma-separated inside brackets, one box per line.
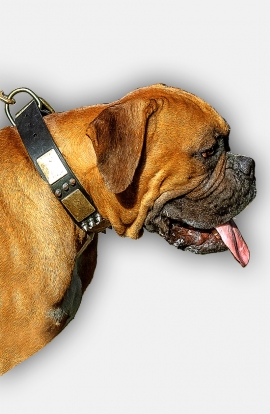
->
[5, 88, 42, 126]
[0, 90, 16, 104]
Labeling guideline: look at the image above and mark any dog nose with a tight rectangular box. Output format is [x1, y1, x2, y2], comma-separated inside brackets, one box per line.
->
[237, 156, 255, 175]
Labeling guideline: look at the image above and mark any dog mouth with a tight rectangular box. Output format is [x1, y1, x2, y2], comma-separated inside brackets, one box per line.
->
[144, 152, 256, 267]
[145, 215, 250, 267]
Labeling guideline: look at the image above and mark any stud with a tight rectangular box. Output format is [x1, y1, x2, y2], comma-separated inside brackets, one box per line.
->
[55, 189, 62, 198]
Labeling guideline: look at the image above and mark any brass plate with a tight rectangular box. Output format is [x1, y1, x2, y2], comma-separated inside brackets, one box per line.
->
[37, 149, 67, 184]
[61, 189, 95, 222]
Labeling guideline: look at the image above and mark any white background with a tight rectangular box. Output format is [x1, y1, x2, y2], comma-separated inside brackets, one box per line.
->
[0, 1, 268, 413]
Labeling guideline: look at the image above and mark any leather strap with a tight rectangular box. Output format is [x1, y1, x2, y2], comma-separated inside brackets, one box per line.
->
[15, 100, 108, 233]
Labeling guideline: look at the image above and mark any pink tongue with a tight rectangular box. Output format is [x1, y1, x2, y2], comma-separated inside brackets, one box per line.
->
[215, 219, 250, 267]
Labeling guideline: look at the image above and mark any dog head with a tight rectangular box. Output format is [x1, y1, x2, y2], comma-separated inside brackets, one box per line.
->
[86, 84, 256, 266]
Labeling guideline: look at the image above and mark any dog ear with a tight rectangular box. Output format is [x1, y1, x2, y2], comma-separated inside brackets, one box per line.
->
[86, 99, 158, 193]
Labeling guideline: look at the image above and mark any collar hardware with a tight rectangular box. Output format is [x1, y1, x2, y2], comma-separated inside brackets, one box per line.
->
[6, 89, 109, 234]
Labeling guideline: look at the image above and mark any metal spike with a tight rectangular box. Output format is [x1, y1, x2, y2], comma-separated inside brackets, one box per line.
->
[82, 222, 89, 232]
[88, 218, 95, 229]
[95, 212, 102, 224]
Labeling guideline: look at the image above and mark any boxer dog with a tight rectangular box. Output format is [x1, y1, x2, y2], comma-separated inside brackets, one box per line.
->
[0, 84, 256, 374]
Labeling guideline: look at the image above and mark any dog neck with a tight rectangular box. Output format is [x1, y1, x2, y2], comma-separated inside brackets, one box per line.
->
[15, 102, 110, 234]
[40, 104, 170, 240]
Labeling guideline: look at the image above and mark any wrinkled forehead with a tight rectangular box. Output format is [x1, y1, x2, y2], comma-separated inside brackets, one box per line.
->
[163, 91, 230, 135]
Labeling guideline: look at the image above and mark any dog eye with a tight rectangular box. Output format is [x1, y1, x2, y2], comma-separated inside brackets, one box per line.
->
[201, 145, 216, 158]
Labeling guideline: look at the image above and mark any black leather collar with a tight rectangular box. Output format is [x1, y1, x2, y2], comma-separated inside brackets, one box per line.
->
[15, 100, 109, 233]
